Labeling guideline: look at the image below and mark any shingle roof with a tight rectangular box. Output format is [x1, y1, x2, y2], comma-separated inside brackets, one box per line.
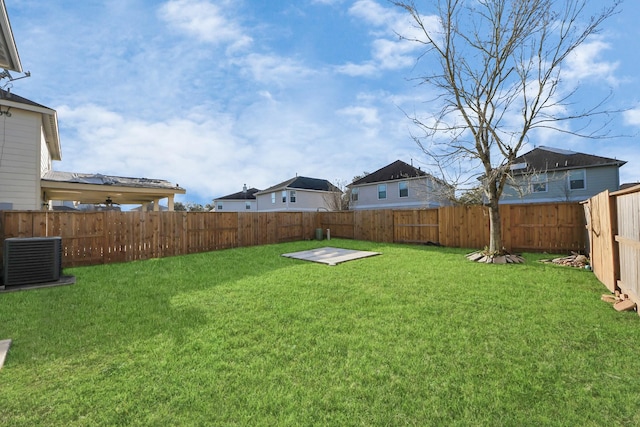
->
[511, 146, 626, 174]
[0, 89, 51, 110]
[350, 160, 428, 186]
[216, 188, 260, 200]
[257, 176, 341, 194]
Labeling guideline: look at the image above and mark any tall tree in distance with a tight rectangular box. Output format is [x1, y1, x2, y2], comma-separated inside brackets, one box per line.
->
[392, 0, 621, 259]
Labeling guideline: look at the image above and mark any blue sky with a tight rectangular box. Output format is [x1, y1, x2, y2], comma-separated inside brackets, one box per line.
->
[5, 0, 640, 205]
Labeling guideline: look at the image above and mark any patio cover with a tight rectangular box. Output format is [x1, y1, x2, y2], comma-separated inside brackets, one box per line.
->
[41, 171, 186, 211]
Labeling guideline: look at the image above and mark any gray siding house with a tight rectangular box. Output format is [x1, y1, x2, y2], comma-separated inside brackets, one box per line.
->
[255, 176, 341, 212]
[212, 185, 260, 212]
[500, 146, 626, 204]
[348, 160, 453, 210]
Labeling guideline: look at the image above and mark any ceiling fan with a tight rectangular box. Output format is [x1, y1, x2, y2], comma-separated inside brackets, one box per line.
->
[103, 196, 120, 207]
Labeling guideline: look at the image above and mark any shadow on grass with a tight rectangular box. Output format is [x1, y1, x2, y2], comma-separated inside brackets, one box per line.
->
[0, 240, 344, 365]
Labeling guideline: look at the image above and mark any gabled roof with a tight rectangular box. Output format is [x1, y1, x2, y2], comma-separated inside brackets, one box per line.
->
[256, 176, 341, 194]
[216, 187, 260, 200]
[0, 89, 61, 160]
[511, 146, 626, 174]
[350, 160, 428, 186]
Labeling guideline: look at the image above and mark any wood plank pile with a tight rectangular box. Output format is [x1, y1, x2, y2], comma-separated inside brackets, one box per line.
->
[540, 253, 589, 268]
[466, 251, 525, 264]
[601, 291, 637, 313]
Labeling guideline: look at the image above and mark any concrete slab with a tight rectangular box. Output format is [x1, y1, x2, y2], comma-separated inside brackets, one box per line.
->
[282, 247, 381, 266]
[0, 339, 11, 370]
[0, 275, 76, 293]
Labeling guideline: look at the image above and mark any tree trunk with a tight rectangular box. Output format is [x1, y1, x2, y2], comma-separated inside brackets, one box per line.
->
[486, 176, 503, 254]
[488, 200, 502, 254]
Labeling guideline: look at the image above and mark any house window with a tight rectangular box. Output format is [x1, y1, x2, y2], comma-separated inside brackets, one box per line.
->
[217, 202, 223, 210]
[271, 193, 276, 204]
[399, 181, 409, 198]
[351, 188, 359, 202]
[568, 169, 586, 190]
[290, 190, 296, 203]
[282, 190, 287, 203]
[531, 174, 547, 193]
[378, 184, 387, 199]
[245, 201, 251, 210]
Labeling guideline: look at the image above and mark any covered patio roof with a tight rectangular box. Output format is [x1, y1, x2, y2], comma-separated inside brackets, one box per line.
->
[41, 171, 186, 210]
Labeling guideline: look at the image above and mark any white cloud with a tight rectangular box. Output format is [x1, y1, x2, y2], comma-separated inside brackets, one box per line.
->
[336, 0, 434, 76]
[335, 61, 379, 77]
[231, 53, 319, 86]
[349, 0, 395, 27]
[55, 104, 252, 200]
[338, 105, 379, 126]
[337, 105, 381, 138]
[311, 0, 345, 5]
[564, 38, 619, 85]
[623, 108, 640, 127]
[158, 0, 252, 51]
[371, 38, 416, 70]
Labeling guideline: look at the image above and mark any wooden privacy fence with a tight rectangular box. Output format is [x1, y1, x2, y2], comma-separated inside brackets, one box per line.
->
[0, 211, 317, 267]
[318, 203, 586, 253]
[584, 185, 640, 307]
[0, 202, 586, 268]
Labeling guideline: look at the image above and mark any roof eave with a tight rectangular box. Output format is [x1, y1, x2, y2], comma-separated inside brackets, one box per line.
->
[43, 110, 61, 160]
[0, 0, 22, 72]
[512, 161, 627, 176]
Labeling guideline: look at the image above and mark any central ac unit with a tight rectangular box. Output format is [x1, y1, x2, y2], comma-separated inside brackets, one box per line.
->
[2, 237, 62, 287]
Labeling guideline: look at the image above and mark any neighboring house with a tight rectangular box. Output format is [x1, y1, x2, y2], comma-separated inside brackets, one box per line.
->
[254, 176, 341, 212]
[348, 160, 453, 210]
[212, 185, 260, 212]
[500, 146, 626, 204]
[0, 90, 185, 211]
[620, 182, 640, 191]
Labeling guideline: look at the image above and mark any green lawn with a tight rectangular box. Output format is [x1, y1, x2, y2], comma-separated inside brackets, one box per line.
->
[1, 239, 639, 426]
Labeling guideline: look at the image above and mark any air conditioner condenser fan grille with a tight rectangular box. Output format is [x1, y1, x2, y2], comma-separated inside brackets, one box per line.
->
[3, 237, 62, 286]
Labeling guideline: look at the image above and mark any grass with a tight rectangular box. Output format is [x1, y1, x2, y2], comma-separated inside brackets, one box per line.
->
[1, 239, 640, 426]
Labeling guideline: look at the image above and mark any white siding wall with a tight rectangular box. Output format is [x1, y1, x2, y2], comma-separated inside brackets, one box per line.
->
[0, 109, 43, 210]
[213, 199, 256, 212]
[256, 189, 337, 212]
[501, 166, 621, 204]
[350, 177, 451, 210]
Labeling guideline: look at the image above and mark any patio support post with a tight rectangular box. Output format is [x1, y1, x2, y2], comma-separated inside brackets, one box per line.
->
[167, 195, 175, 212]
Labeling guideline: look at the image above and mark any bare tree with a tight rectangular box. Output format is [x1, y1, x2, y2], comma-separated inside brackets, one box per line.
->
[456, 185, 484, 205]
[392, 0, 621, 256]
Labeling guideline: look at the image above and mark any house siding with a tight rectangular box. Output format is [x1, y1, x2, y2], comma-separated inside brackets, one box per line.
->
[256, 189, 336, 212]
[351, 177, 451, 210]
[501, 166, 621, 204]
[0, 109, 43, 210]
[213, 199, 256, 212]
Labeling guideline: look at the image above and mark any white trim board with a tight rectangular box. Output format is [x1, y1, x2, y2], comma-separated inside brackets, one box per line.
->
[282, 247, 381, 266]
